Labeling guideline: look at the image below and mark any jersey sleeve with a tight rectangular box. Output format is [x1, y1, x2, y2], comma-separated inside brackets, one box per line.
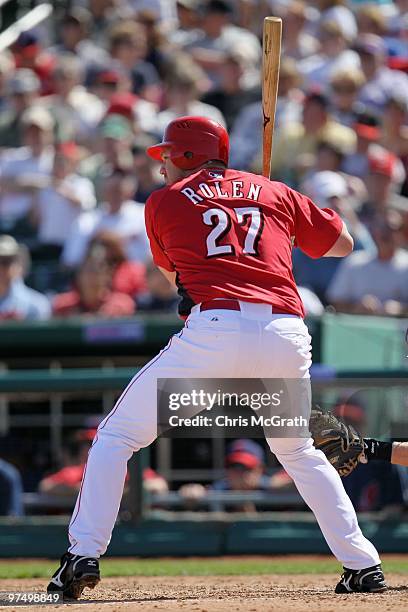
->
[288, 188, 343, 259]
[144, 193, 175, 272]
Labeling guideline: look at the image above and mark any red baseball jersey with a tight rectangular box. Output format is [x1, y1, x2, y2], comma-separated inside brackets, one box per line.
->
[145, 168, 343, 318]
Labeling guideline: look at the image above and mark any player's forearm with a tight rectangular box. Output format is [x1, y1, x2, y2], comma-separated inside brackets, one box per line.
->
[322, 222, 353, 257]
[391, 442, 408, 467]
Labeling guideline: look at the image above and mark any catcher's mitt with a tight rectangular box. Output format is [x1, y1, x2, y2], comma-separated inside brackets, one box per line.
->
[309, 407, 365, 477]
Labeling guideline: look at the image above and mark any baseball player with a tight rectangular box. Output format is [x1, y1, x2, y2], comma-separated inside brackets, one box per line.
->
[48, 116, 386, 599]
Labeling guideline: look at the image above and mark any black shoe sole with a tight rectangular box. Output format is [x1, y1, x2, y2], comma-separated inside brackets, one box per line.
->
[362, 585, 388, 593]
[64, 573, 100, 600]
[335, 584, 388, 594]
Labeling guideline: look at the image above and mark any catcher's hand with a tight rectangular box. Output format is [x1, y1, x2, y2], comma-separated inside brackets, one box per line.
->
[309, 406, 366, 477]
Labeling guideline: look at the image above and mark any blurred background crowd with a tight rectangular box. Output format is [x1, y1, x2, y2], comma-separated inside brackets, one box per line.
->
[0, 0, 406, 320]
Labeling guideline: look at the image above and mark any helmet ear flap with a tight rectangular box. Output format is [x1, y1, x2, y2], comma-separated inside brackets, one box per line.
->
[184, 151, 194, 159]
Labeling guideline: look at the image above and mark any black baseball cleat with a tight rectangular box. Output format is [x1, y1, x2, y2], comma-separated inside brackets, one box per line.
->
[47, 552, 100, 600]
[335, 564, 387, 593]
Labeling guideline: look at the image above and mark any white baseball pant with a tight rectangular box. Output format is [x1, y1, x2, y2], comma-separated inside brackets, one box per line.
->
[68, 301, 380, 569]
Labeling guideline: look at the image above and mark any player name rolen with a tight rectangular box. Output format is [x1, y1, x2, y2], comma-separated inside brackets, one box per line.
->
[181, 181, 262, 204]
[167, 415, 308, 428]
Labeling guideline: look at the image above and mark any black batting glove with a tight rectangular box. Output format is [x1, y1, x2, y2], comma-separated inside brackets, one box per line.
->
[363, 439, 393, 463]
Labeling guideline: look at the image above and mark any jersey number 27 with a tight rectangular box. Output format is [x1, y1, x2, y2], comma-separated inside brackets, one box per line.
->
[203, 207, 263, 257]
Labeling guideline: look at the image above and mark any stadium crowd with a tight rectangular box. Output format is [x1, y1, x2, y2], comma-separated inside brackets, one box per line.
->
[0, 0, 406, 320]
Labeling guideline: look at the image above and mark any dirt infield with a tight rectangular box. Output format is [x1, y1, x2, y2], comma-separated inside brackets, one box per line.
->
[0, 575, 407, 611]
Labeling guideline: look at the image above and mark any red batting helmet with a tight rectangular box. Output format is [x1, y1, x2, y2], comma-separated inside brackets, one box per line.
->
[146, 116, 229, 170]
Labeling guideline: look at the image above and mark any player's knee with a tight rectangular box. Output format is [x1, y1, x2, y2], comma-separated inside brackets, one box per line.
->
[95, 424, 157, 452]
[267, 436, 314, 458]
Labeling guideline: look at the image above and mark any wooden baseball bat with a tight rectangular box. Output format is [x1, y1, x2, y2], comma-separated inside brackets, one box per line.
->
[262, 16, 282, 178]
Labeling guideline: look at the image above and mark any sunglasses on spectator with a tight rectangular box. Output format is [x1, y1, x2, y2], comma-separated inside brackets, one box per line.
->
[227, 463, 254, 472]
[332, 84, 358, 94]
[98, 81, 119, 90]
[0, 256, 17, 266]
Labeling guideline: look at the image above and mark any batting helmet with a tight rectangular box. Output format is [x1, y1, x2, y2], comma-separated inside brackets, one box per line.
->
[146, 116, 229, 170]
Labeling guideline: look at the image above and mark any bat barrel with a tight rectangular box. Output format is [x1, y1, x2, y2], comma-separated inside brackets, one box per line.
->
[262, 16, 282, 178]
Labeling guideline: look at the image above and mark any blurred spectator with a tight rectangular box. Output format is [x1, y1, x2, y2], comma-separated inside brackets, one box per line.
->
[183, 0, 261, 90]
[143, 467, 169, 496]
[104, 89, 157, 134]
[39, 426, 166, 499]
[136, 262, 178, 312]
[86, 231, 147, 298]
[53, 250, 135, 317]
[229, 57, 303, 169]
[0, 68, 40, 148]
[80, 112, 135, 199]
[0, 106, 54, 236]
[49, 8, 109, 68]
[38, 429, 96, 497]
[327, 211, 408, 315]
[0, 457, 24, 516]
[135, 9, 171, 75]
[11, 32, 55, 96]
[360, 148, 406, 221]
[332, 398, 408, 512]
[380, 94, 408, 196]
[0, 52, 15, 114]
[156, 54, 225, 135]
[31, 142, 96, 261]
[342, 114, 383, 178]
[297, 286, 324, 316]
[304, 140, 368, 202]
[388, 0, 408, 42]
[269, 92, 356, 186]
[317, 0, 358, 42]
[313, 139, 346, 175]
[281, 1, 319, 61]
[354, 33, 408, 115]
[180, 439, 293, 513]
[171, 0, 201, 46]
[332, 396, 367, 429]
[62, 166, 149, 268]
[85, 0, 130, 47]
[299, 20, 360, 92]
[0, 235, 50, 320]
[129, 0, 177, 24]
[293, 171, 375, 302]
[329, 68, 366, 127]
[108, 21, 161, 101]
[356, 4, 386, 37]
[346, 456, 408, 511]
[90, 67, 132, 104]
[201, 49, 261, 130]
[41, 55, 105, 142]
[131, 135, 164, 202]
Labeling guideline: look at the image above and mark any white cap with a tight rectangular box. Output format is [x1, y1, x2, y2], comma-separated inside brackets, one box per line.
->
[21, 105, 54, 131]
[0, 235, 19, 257]
[302, 171, 348, 208]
